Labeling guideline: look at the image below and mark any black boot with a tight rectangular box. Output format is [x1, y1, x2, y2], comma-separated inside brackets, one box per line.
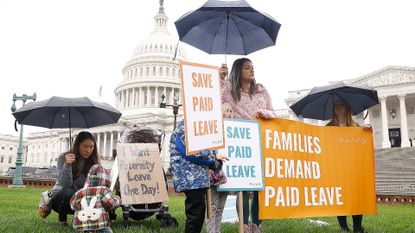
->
[341, 226, 351, 232]
[338, 216, 350, 231]
[353, 227, 366, 233]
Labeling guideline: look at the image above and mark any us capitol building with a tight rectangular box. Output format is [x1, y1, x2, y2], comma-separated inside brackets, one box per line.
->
[1, 3, 415, 173]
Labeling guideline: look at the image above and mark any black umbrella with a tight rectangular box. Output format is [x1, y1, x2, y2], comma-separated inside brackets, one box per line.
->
[175, 0, 281, 55]
[12, 96, 122, 146]
[289, 82, 379, 120]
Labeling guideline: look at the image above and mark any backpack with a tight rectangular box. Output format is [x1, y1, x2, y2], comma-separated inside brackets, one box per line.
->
[38, 190, 52, 218]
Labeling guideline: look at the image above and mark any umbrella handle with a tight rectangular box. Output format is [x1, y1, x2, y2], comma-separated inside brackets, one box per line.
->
[363, 110, 369, 120]
[14, 120, 18, 132]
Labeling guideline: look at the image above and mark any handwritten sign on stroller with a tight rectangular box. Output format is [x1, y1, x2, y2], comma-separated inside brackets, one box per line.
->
[217, 119, 264, 191]
[117, 143, 168, 204]
[180, 60, 225, 155]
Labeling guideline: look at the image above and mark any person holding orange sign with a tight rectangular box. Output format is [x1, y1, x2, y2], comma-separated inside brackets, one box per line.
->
[219, 58, 275, 233]
[326, 100, 371, 233]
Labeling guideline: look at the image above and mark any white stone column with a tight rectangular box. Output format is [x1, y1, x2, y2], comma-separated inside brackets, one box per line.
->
[127, 89, 131, 108]
[139, 87, 144, 107]
[64, 137, 68, 151]
[399, 94, 410, 147]
[115, 93, 118, 108]
[60, 138, 64, 154]
[119, 93, 122, 108]
[132, 88, 136, 107]
[380, 96, 391, 148]
[147, 86, 151, 107]
[136, 87, 140, 107]
[125, 89, 128, 108]
[123, 91, 125, 108]
[170, 88, 174, 105]
[109, 132, 114, 159]
[103, 132, 107, 158]
[124, 89, 128, 108]
[121, 91, 124, 108]
[97, 133, 101, 154]
[65, 137, 68, 151]
[155, 86, 159, 107]
[120, 91, 124, 109]
[130, 89, 134, 107]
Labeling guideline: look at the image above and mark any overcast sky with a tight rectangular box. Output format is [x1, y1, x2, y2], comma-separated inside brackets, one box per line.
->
[1, 0, 415, 136]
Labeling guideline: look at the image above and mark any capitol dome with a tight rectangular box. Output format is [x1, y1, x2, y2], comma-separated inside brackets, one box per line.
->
[114, 1, 187, 120]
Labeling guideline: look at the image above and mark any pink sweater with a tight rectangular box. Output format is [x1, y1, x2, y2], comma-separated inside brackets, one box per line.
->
[221, 81, 275, 120]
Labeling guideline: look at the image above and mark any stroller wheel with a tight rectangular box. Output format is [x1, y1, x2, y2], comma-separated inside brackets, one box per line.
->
[160, 214, 178, 228]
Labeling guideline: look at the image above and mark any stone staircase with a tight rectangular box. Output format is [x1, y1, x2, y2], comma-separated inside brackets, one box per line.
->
[375, 147, 415, 195]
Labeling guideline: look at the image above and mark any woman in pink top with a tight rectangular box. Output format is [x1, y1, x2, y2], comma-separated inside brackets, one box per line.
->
[220, 58, 275, 120]
[219, 58, 274, 233]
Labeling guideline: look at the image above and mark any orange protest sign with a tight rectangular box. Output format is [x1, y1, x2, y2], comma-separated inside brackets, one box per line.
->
[258, 118, 376, 219]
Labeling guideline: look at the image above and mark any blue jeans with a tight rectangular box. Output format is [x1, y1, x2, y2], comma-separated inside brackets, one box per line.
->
[236, 191, 261, 225]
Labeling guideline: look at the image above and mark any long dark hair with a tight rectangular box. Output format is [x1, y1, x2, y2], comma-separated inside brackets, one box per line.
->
[331, 100, 358, 127]
[69, 131, 100, 177]
[228, 58, 257, 102]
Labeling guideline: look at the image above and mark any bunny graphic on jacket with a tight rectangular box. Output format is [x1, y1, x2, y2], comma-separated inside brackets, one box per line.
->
[77, 196, 101, 222]
[70, 164, 121, 232]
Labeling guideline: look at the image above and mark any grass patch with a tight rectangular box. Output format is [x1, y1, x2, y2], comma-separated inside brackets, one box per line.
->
[0, 187, 414, 232]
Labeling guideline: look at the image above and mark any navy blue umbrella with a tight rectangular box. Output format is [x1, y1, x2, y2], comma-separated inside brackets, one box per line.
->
[289, 82, 379, 120]
[175, 0, 281, 55]
[12, 96, 122, 146]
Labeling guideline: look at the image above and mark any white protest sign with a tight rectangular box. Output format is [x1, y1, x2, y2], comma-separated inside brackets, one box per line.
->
[180, 60, 224, 155]
[117, 143, 168, 204]
[218, 119, 264, 191]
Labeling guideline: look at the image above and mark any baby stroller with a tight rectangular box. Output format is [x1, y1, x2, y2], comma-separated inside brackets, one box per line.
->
[112, 125, 178, 228]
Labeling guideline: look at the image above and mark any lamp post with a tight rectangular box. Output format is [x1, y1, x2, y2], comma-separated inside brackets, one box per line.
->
[159, 94, 182, 130]
[10, 93, 36, 188]
[159, 94, 182, 175]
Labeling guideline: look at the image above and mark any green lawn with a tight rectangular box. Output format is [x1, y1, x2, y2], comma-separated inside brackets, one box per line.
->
[0, 187, 414, 232]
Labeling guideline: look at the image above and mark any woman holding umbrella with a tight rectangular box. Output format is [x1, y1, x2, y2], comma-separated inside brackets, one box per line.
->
[326, 100, 370, 233]
[49, 131, 100, 226]
[220, 58, 275, 233]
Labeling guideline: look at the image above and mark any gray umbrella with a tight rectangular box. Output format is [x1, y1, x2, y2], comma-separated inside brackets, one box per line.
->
[289, 82, 379, 120]
[12, 96, 122, 146]
[175, 0, 281, 55]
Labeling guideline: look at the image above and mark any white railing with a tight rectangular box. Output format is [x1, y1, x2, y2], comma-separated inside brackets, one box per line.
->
[376, 185, 415, 194]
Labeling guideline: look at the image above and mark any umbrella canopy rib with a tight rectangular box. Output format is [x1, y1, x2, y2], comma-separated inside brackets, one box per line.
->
[323, 93, 332, 120]
[48, 107, 63, 129]
[229, 14, 247, 54]
[209, 13, 228, 53]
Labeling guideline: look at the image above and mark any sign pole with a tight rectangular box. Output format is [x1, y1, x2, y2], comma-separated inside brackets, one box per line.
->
[238, 192, 244, 233]
[206, 188, 212, 219]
